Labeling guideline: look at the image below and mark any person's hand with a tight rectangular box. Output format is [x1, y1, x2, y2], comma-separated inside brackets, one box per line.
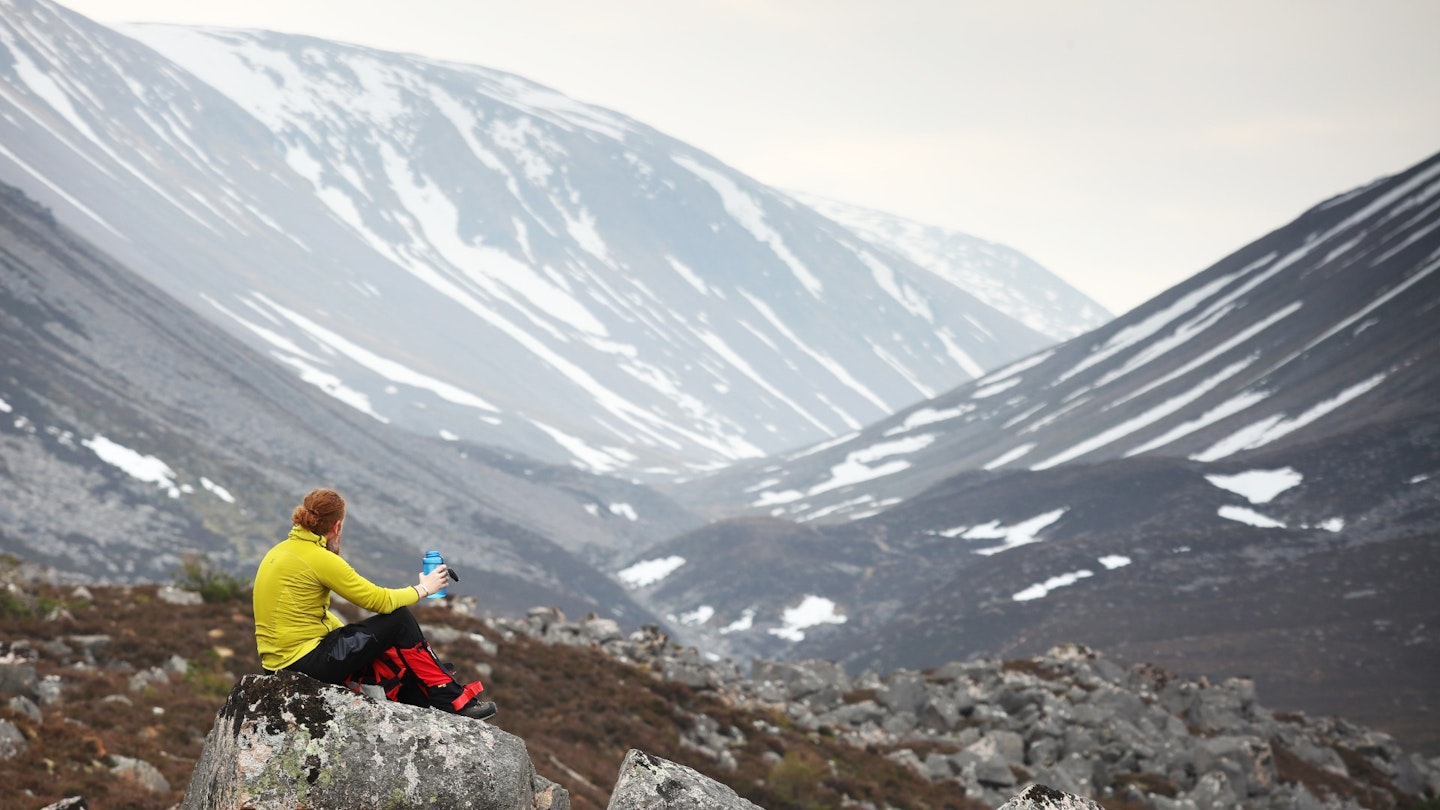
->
[417, 566, 448, 597]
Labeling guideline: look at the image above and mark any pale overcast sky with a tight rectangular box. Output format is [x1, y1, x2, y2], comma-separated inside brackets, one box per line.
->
[62, 0, 1440, 315]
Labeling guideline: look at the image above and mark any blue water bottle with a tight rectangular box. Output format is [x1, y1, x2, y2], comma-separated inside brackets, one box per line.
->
[422, 550, 446, 599]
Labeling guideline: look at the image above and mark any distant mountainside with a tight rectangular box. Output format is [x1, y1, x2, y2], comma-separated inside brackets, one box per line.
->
[0, 177, 695, 619]
[629, 152, 1440, 753]
[0, 0, 1089, 478]
[792, 192, 1112, 341]
[678, 152, 1440, 523]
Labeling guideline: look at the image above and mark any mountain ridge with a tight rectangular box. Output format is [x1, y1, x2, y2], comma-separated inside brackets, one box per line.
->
[673, 151, 1440, 522]
[0, 175, 691, 620]
[0, 0, 1098, 478]
[790, 191, 1112, 341]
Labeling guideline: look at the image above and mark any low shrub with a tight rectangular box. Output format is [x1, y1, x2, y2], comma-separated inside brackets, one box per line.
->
[171, 553, 250, 604]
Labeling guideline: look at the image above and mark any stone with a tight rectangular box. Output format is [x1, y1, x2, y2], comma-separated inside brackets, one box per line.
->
[533, 773, 570, 810]
[1194, 735, 1273, 797]
[1280, 735, 1347, 776]
[877, 671, 928, 715]
[606, 749, 760, 810]
[880, 710, 919, 736]
[1024, 764, 1085, 798]
[64, 635, 112, 665]
[0, 718, 28, 758]
[110, 754, 171, 792]
[0, 644, 38, 697]
[957, 736, 1018, 788]
[580, 616, 623, 644]
[1184, 770, 1235, 809]
[1084, 689, 1146, 727]
[1027, 738, 1061, 768]
[997, 685, 1044, 716]
[818, 699, 884, 728]
[1049, 754, 1099, 796]
[35, 674, 63, 705]
[179, 671, 565, 810]
[921, 751, 956, 781]
[996, 783, 1104, 810]
[157, 585, 204, 606]
[39, 799, 88, 810]
[421, 624, 466, 644]
[664, 649, 724, 690]
[8, 694, 42, 722]
[989, 730, 1028, 766]
[750, 660, 837, 702]
[129, 666, 170, 692]
[679, 713, 743, 770]
[887, 747, 924, 775]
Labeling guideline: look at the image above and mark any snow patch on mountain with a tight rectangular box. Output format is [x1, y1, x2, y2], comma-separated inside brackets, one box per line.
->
[83, 435, 181, 498]
[942, 508, 1068, 556]
[1192, 372, 1389, 462]
[721, 609, 756, 635]
[1218, 506, 1286, 529]
[81, 434, 234, 505]
[674, 156, 823, 297]
[1033, 357, 1255, 470]
[674, 605, 715, 627]
[768, 595, 847, 642]
[1205, 468, 1303, 504]
[200, 477, 236, 504]
[884, 404, 974, 436]
[1059, 268, 1249, 386]
[753, 434, 936, 512]
[617, 556, 686, 588]
[1013, 569, 1093, 602]
[984, 443, 1035, 470]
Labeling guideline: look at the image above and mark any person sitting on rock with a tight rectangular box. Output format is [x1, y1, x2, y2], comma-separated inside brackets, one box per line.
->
[252, 487, 497, 720]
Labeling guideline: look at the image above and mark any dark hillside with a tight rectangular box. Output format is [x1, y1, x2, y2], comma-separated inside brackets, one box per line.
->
[807, 415, 1440, 756]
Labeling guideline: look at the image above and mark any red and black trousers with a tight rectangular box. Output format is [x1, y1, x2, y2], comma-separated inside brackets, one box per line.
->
[285, 606, 484, 713]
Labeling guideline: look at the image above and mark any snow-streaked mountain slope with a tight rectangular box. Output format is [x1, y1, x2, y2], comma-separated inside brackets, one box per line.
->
[678, 150, 1440, 521]
[0, 0, 1058, 478]
[627, 415, 1440, 754]
[793, 192, 1112, 340]
[617, 154, 1440, 748]
[0, 178, 692, 619]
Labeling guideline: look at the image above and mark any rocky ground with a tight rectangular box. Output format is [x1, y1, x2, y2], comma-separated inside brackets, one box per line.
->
[492, 606, 1440, 810]
[2, 556, 1438, 810]
[0, 560, 968, 810]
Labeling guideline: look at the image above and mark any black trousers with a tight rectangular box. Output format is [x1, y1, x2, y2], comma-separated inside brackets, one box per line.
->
[287, 607, 424, 686]
[283, 606, 481, 711]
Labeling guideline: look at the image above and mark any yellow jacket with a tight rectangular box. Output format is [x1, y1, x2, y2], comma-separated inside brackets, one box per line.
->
[252, 526, 420, 671]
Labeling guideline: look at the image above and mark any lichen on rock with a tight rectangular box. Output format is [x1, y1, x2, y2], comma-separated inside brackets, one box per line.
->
[182, 670, 562, 810]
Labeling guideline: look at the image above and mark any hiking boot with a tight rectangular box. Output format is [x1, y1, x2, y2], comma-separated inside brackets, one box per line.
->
[457, 699, 497, 720]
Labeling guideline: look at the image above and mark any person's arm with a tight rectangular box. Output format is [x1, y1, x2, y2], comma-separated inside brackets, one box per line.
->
[313, 551, 420, 614]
